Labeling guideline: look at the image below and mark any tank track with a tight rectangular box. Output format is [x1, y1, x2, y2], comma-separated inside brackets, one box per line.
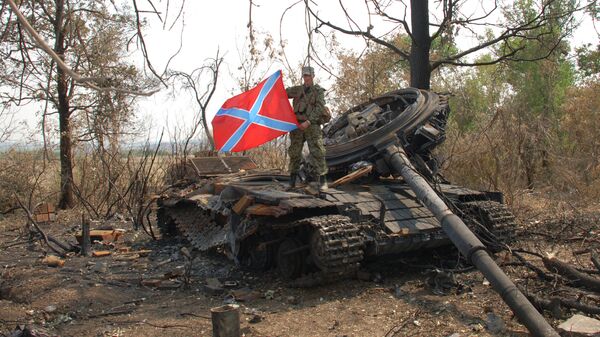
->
[291, 215, 364, 287]
[158, 205, 228, 251]
[458, 200, 517, 249]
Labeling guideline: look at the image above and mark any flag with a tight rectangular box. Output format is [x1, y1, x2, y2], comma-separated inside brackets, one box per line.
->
[212, 70, 299, 152]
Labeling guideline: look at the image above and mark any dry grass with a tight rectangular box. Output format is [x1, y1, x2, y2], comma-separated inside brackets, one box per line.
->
[0, 150, 59, 211]
[439, 83, 600, 212]
[0, 146, 170, 222]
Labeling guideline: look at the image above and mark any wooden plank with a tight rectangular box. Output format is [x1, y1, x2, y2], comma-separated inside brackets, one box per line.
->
[384, 221, 402, 233]
[330, 165, 373, 188]
[384, 221, 420, 234]
[245, 204, 289, 217]
[92, 251, 111, 257]
[233, 195, 254, 215]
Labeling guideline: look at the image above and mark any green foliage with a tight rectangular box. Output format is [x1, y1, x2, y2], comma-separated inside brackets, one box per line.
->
[576, 43, 600, 77]
[437, 54, 508, 133]
[432, 0, 598, 203]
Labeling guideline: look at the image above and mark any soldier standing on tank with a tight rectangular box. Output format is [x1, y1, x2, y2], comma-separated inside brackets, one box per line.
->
[286, 66, 328, 190]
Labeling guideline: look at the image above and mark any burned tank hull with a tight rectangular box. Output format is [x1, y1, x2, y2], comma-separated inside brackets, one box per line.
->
[158, 174, 515, 267]
[157, 88, 514, 277]
[157, 88, 559, 336]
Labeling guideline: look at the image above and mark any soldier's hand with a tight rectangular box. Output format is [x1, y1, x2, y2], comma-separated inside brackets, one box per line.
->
[298, 120, 311, 131]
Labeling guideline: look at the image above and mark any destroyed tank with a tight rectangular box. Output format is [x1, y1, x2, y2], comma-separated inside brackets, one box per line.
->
[156, 88, 515, 281]
[157, 87, 560, 337]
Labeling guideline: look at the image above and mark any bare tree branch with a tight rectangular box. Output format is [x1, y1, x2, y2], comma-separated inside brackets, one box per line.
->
[6, 0, 160, 96]
[306, 1, 410, 60]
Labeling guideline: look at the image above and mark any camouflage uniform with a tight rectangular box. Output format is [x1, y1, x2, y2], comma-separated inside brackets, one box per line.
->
[286, 84, 328, 176]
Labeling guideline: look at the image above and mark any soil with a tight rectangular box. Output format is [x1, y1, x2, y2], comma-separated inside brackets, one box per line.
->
[1, 199, 599, 337]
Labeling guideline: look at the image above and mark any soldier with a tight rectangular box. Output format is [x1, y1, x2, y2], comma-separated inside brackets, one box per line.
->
[286, 66, 328, 190]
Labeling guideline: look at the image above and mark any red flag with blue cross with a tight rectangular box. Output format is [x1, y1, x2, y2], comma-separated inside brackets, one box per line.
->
[212, 70, 299, 152]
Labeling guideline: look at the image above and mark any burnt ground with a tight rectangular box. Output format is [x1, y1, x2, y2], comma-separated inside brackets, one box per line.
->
[1, 200, 600, 337]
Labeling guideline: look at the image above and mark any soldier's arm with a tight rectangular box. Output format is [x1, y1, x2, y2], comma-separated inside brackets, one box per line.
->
[286, 86, 302, 98]
[307, 87, 326, 125]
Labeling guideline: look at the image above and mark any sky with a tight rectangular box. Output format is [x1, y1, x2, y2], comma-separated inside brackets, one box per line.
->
[1, 0, 598, 146]
[135, 0, 359, 143]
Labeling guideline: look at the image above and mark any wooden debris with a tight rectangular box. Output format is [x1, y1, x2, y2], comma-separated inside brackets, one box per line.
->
[164, 270, 184, 279]
[42, 255, 64, 267]
[158, 280, 182, 290]
[16, 196, 71, 256]
[114, 255, 139, 261]
[33, 203, 57, 223]
[92, 250, 111, 257]
[330, 164, 373, 188]
[245, 204, 288, 217]
[232, 195, 254, 215]
[524, 289, 600, 317]
[591, 251, 600, 273]
[75, 229, 124, 245]
[81, 215, 91, 257]
[141, 279, 162, 287]
[543, 257, 600, 292]
[118, 249, 152, 257]
[155, 258, 173, 267]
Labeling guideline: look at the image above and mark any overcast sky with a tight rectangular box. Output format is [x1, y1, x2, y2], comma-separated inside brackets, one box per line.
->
[2, 0, 598, 146]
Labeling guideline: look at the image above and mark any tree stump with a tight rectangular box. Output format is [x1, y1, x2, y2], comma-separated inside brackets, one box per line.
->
[81, 214, 91, 257]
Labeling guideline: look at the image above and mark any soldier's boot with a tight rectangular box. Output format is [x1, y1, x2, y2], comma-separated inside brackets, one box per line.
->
[318, 175, 328, 191]
[289, 174, 297, 189]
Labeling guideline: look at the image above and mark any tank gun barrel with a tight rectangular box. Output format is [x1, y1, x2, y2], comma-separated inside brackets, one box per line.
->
[383, 144, 558, 337]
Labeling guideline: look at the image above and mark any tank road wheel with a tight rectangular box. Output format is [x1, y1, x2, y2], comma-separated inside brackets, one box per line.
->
[277, 238, 306, 280]
[245, 244, 275, 271]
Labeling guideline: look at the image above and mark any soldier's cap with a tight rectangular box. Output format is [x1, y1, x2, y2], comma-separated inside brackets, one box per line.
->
[302, 66, 315, 76]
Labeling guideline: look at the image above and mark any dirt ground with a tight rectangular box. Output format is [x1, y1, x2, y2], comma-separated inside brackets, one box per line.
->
[1, 196, 599, 337]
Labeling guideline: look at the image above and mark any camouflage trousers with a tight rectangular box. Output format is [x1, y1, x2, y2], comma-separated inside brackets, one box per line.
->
[288, 124, 328, 176]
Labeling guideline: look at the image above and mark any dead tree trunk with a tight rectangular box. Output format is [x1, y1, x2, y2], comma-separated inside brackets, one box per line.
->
[409, 0, 431, 90]
[54, 0, 75, 209]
